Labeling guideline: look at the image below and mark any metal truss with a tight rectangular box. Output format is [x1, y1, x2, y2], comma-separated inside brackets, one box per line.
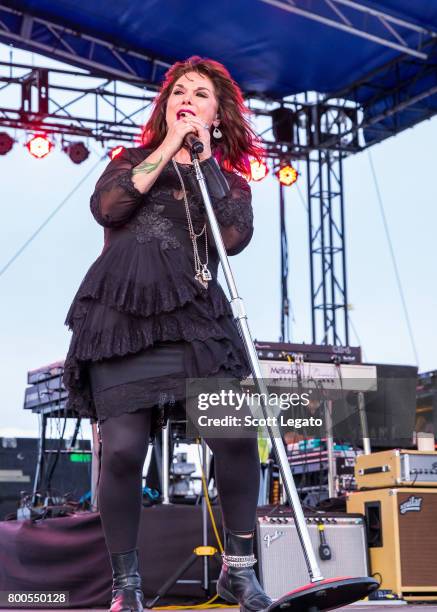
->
[0, 61, 356, 347]
[259, 0, 436, 60]
[0, 60, 365, 155]
[248, 96, 363, 157]
[0, 3, 435, 351]
[0, 61, 156, 144]
[323, 37, 437, 150]
[0, 4, 171, 84]
[255, 100, 352, 344]
[2, 44, 436, 347]
[307, 150, 349, 346]
[247, 34, 437, 156]
[1, 7, 436, 154]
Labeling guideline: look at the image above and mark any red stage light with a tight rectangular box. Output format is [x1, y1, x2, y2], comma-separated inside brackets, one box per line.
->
[109, 146, 125, 160]
[276, 164, 298, 187]
[26, 134, 53, 159]
[250, 159, 269, 182]
[0, 132, 14, 155]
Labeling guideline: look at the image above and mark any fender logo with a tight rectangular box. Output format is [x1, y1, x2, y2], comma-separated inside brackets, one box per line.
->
[263, 530, 284, 548]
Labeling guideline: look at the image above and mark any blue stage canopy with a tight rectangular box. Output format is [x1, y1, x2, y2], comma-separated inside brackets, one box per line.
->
[1, 0, 437, 146]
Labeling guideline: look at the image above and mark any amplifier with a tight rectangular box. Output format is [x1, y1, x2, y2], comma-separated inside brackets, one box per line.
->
[355, 450, 437, 489]
[256, 513, 369, 599]
[347, 488, 437, 601]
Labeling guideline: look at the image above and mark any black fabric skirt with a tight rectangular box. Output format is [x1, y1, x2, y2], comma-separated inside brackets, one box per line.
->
[87, 340, 190, 436]
[86, 339, 245, 440]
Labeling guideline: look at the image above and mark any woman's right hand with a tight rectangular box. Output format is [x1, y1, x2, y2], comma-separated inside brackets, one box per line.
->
[131, 117, 198, 195]
[161, 117, 197, 156]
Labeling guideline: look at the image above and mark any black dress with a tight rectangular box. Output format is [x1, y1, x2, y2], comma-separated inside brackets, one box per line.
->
[62, 146, 254, 438]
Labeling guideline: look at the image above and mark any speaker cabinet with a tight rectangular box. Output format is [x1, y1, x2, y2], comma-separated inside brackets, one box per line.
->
[347, 488, 437, 600]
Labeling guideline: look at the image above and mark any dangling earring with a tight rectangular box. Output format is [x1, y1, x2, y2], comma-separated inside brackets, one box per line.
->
[213, 125, 223, 139]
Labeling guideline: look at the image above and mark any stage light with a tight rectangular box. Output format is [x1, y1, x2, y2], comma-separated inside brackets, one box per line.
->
[0, 132, 14, 155]
[276, 164, 299, 187]
[64, 142, 90, 164]
[250, 159, 269, 182]
[109, 145, 125, 160]
[26, 134, 53, 159]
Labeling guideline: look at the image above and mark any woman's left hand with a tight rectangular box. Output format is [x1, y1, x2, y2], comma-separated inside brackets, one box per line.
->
[179, 115, 213, 161]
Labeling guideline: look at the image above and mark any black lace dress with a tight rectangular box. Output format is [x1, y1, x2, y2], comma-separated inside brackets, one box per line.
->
[62, 146, 253, 438]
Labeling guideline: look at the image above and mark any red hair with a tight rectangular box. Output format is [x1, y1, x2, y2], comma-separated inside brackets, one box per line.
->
[141, 56, 263, 175]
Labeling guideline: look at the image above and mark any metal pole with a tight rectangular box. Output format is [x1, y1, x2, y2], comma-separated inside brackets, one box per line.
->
[162, 424, 170, 504]
[338, 155, 350, 346]
[357, 391, 371, 455]
[326, 152, 337, 343]
[307, 154, 317, 344]
[279, 182, 290, 342]
[201, 440, 210, 591]
[32, 412, 47, 505]
[318, 150, 329, 343]
[91, 421, 101, 511]
[192, 156, 324, 583]
[324, 400, 336, 498]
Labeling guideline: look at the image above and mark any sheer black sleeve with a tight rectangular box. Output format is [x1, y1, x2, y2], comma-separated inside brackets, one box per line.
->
[198, 157, 254, 256]
[90, 148, 146, 228]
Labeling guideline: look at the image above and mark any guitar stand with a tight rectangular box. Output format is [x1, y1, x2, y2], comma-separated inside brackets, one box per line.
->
[190, 149, 379, 611]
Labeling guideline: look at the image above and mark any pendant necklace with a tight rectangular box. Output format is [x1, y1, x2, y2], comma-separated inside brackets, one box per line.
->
[172, 159, 212, 289]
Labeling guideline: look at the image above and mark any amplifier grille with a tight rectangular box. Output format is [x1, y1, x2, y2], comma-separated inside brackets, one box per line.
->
[398, 492, 437, 587]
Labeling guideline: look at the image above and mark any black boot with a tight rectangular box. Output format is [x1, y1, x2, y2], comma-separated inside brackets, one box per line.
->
[217, 529, 273, 612]
[109, 548, 144, 612]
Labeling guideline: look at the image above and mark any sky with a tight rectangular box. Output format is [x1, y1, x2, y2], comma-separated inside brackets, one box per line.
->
[1, 44, 436, 442]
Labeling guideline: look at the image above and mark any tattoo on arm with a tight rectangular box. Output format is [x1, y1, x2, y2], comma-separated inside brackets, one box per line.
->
[132, 155, 163, 175]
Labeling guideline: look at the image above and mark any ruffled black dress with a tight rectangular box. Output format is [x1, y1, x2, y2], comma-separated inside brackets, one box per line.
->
[62, 146, 253, 438]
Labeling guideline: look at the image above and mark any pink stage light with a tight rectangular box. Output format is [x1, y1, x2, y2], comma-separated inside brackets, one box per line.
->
[26, 134, 53, 159]
[109, 145, 125, 160]
[250, 159, 269, 182]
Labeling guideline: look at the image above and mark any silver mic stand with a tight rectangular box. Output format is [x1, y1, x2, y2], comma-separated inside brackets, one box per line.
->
[190, 149, 324, 584]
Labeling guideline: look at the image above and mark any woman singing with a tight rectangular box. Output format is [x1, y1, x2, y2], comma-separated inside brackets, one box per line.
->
[63, 56, 272, 612]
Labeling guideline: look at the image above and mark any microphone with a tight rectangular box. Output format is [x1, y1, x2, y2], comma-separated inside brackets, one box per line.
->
[178, 111, 204, 155]
[184, 133, 204, 155]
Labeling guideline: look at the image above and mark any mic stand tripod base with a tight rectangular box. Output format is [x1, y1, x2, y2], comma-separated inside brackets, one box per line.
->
[264, 577, 378, 612]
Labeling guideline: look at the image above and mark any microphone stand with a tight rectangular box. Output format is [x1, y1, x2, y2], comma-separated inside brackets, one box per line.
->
[190, 146, 324, 584]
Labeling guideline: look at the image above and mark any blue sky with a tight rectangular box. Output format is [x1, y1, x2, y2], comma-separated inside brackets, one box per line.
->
[1, 44, 436, 440]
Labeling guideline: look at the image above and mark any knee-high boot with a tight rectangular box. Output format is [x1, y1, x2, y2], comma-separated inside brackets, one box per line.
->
[216, 529, 273, 612]
[109, 548, 144, 612]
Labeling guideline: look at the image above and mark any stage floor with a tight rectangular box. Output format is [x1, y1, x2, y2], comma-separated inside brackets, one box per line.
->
[0, 605, 436, 612]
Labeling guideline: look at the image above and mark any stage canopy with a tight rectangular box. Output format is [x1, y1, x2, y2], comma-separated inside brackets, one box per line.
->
[1, 0, 437, 146]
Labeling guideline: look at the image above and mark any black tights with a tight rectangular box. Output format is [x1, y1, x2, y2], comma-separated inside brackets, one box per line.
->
[98, 409, 260, 553]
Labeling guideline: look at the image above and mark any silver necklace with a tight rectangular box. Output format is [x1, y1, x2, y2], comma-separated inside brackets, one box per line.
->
[172, 159, 212, 289]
